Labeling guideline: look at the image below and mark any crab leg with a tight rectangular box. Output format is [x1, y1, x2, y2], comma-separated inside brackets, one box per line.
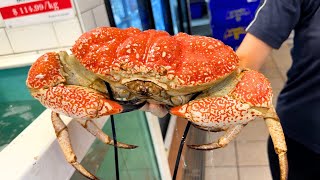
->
[192, 123, 228, 132]
[264, 107, 288, 180]
[188, 124, 245, 150]
[75, 118, 138, 149]
[51, 112, 98, 180]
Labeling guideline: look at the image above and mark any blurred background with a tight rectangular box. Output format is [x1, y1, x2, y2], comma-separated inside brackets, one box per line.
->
[0, 0, 293, 179]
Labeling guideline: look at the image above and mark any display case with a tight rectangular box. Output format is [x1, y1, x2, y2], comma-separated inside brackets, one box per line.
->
[0, 66, 45, 151]
[70, 111, 162, 179]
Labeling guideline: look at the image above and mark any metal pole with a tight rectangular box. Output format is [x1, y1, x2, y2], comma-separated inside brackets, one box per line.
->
[104, 0, 116, 27]
[110, 115, 119, 180]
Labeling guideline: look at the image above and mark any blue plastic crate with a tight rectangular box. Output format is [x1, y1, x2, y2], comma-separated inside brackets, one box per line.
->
[210, 3, 259, 28]
[209, 0, 260, 8]
[211, 25, 248, 50]
[190, 2, 205, 19]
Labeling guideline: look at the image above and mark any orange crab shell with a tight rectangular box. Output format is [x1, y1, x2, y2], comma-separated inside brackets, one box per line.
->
[231, 70, 273, 107]
[26, 52, 66, 89]
[71, 27, 239, 90]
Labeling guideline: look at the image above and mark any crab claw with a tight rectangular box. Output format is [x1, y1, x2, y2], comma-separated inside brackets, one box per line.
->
[31, 85, 123, 119]
[170, 96, 261, 128]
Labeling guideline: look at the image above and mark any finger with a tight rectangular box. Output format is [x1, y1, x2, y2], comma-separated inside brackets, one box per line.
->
[140, 103, 168, 117]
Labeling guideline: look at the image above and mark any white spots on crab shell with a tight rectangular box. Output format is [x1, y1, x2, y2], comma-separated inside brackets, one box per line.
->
[136, 53, 140, 59]
[162, 51, 166, 58]
[154, 46, 160, 51]
[92, 31, 100, 38]
[150, 54, 156, 58]
[35, 74, 45, 79]
[167, 69, 175, 74]
[109, 39, 116, 44]
[126, 49, 131, 53]
[204, 77, 212, 82]
[77, 43, 83, 51]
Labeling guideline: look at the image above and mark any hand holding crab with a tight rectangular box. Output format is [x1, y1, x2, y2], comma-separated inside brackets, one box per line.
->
[26, 27, 288, 180]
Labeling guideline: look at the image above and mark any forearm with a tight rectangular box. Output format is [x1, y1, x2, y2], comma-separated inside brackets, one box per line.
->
[236, 33, 273, 71]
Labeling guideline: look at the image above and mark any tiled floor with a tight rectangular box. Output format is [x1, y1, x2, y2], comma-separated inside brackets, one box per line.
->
[204, 43, 292, 180]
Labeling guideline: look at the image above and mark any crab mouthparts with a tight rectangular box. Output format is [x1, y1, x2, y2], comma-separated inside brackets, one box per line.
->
[105, 81, 147, 113]
[125, 80, 164, 97]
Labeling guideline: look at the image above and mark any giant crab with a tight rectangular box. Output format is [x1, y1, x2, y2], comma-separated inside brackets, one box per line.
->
[26, 27, 288, 180]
